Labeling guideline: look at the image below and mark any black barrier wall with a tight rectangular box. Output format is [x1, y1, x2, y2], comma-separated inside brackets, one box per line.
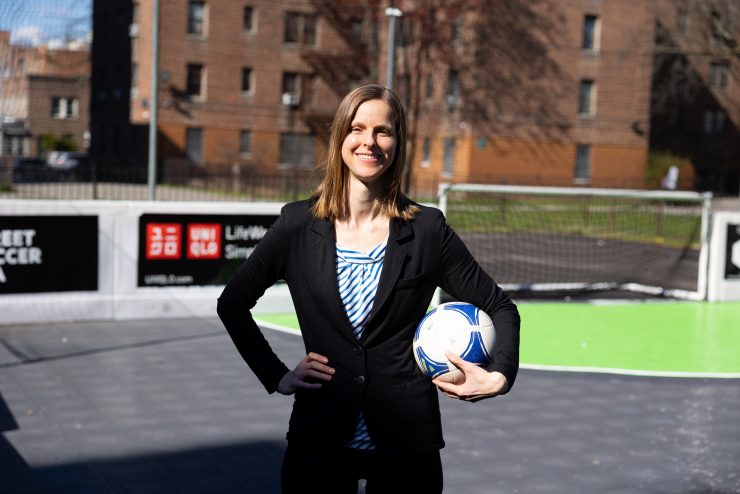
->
[0, 216, 98, 294]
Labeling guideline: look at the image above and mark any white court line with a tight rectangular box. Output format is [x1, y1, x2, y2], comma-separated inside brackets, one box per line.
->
[257, 319, 740, 380]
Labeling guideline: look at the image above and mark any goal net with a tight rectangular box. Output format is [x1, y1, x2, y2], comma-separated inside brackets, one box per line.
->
[439, 184, 712, 301]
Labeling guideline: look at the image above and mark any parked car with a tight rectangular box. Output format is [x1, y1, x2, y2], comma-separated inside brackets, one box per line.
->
[46, 152, 91, 180]
[12, 157, 54, 183]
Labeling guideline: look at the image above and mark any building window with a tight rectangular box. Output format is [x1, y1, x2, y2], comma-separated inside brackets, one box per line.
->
[241, 67, 253, 94]
[284, 12, 316, 45]
[185, 127, 203, 164]
[243, 6, 254, 32]
[187, 1, 206, 35]
[450, 16, 462, 48]
[282, 72, 301, 106]
[582, 14, 599, 51]
[131, 63, 138, 99]
[239, 130, 251, 155]
[443, 137, 455, 175]
[425, 74, 434, 101]
[350, 18, 363, 43]
[279, 133, 314, 167]
[703, 109, 726, 134]
[709, 61, 730, 90]
[186, 63, 204, 99]
[574, 144, 591, 182]
[421, 137, 431, 168]
[398, 16, 414, 47]
[676, 9, 688, 37]
[446, 70, 460, 109]
[51, 96, 79, 119]
[397, 74, 410, 107]
[578, 79, 595, 116]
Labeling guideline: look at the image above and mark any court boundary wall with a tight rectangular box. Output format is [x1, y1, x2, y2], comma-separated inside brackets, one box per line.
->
[0, 200, 292, 325]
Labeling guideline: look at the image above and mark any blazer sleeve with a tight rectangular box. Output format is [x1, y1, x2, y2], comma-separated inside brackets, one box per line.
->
[436, 213, 521, 392]
[216, 209, 292, 394]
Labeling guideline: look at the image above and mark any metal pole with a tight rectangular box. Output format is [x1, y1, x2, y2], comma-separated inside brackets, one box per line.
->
[147, 0, 160, 201]
[384, 7, 402, 89]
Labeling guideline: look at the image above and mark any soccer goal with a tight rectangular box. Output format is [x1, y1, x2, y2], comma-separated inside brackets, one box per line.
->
[438, 183, 713, 301]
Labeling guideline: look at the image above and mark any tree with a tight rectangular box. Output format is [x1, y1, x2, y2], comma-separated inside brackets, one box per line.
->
[392, 0, 569, 191]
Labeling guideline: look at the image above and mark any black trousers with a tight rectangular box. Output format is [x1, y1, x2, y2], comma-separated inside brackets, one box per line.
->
[281, 442, 443, 494]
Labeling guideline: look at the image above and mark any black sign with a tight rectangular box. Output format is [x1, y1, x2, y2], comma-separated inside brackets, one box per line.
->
[137, 213, 278, 287]
[0, 215, 98, 294]
[725, 224, 740, 279]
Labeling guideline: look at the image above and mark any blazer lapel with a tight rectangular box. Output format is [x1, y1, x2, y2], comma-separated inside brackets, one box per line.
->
[363, 217, 413, 337]
[309, 217, 357, 342]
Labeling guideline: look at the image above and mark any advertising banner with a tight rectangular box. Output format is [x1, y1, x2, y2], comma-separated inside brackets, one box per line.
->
[137, 213, 278, 287]
[0, 215, 98, 294]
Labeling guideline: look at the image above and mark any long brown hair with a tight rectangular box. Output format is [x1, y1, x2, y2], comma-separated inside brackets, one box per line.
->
[311, 84, 419, 220]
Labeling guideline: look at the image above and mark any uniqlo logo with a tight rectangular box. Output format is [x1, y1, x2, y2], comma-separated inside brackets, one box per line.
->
[146, 223, 182, 259]
[187, 224, 221, 259]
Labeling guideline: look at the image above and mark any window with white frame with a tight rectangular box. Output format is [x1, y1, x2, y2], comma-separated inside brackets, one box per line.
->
[425, 74, 434, 101]
[709, 61, 730, 90]
[446, 70, 460, 109]
[284, 12, 316, 45]
[186, 127, 203, 164]
[578, 79, 595, 116]
[243, 6, 255, 32]
[421, 137, 431, 168]
[574, 144, 591, 182]
[279, 133, 314, 167]
[239, 130, 251, 155]
[186, 63, 205, 99]
[50, 96, 79, 119]
[703, 109, 726, 134]
[282, 72, 301, 106]
[582, 14, 599, 51]
[241, 67, 253, 94]
[187, 1, 206, 36]
[443, 137, 455, 175]
[131, 63, 138, 99]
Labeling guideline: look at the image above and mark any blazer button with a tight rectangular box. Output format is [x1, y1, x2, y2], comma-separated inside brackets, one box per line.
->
[353, 345, 363, 355]
[355, 375, 366, 385]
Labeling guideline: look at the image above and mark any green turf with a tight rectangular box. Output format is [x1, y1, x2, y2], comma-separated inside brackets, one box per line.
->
[255, 301, 740, 375]
[518, 302, 740, 374]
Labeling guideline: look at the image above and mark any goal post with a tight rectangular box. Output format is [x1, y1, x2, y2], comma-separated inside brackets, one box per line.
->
[437, 183, 713, 301]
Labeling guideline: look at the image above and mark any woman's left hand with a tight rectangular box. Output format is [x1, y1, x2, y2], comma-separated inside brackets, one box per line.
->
[432, 352, 509, 402]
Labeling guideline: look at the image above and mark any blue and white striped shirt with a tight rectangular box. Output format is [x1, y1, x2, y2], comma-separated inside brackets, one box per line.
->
[336, 241, 386, 450]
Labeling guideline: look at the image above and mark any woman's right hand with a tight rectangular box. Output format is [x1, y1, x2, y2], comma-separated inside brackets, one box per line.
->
[277, 352, 335, 395]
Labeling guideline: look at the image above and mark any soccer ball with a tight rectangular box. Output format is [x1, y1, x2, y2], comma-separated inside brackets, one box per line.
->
[413, 302, 495, 379]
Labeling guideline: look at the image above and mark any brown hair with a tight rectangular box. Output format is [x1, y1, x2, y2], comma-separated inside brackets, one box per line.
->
[311, 84, 419, 220]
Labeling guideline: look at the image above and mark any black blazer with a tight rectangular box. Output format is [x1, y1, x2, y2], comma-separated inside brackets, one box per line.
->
[217, 199, 520, 452]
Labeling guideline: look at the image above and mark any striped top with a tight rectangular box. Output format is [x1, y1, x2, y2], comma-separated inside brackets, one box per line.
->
[336, 241, 386, 450]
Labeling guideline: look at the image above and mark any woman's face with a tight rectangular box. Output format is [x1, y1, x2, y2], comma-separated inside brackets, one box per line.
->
[341, 99, 397, 184]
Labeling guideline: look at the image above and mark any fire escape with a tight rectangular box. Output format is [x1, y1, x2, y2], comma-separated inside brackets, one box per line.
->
[300, 0, 380, 140]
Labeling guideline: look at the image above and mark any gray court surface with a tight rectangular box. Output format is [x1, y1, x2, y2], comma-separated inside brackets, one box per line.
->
[1, 317, 738, 494]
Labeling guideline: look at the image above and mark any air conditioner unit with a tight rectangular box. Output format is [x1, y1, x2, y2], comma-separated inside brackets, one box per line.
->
[282, 93, 300, 107]
[129, 23, 140, 38]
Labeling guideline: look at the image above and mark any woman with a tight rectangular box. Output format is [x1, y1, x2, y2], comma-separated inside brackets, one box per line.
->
[217, 84, 520, 493]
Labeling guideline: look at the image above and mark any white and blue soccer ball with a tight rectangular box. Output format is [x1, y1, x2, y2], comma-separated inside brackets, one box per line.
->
[413, 302, 495, 379]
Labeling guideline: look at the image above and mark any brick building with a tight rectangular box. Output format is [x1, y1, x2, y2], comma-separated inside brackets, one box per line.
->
[0, 31, 90, 157]
[96, 0, 663, 192]
[650, 0, 740, 194]
[391, 0, 655, 190]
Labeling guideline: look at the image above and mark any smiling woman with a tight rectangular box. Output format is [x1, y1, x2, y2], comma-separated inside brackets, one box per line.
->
[217, 84, 521, 493]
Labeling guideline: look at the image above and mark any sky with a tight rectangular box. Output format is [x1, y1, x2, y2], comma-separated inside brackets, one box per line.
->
[0, 0, 92, 46]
